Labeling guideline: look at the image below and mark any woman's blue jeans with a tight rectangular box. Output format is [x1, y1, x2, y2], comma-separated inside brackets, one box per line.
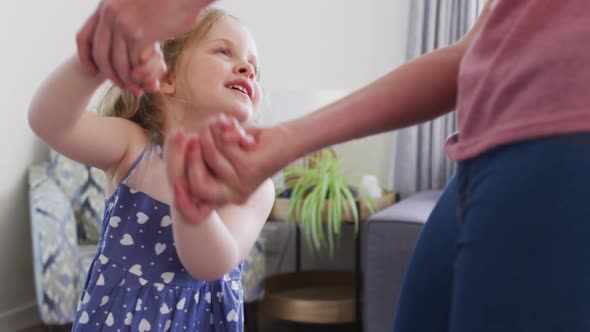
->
[393, 134, 590, 332]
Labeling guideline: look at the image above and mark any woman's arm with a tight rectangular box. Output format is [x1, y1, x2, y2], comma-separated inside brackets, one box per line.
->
[289, 0, 492, 155]
[184, 1, 494, 204]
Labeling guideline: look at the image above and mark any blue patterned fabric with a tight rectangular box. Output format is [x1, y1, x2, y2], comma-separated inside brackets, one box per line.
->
[29, 152, 266, 327]
[72, 137, 245, 331]
[29, 162, 87, 324]
[241, 240, 265, 302]
[48, 151, 106, 244]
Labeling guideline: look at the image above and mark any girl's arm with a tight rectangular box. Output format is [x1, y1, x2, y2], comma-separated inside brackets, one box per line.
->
[28, 56, 146, 173]
[172, 180, 274, 280]
[165, 129, 275, 280]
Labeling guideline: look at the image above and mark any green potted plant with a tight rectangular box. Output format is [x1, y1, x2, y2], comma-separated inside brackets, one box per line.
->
[276, 148, 376, 252]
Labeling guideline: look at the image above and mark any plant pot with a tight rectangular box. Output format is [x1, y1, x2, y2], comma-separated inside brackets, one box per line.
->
[268, 191, 397, 223]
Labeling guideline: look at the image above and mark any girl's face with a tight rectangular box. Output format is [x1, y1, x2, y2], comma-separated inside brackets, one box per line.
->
[174, 17, 262, 124]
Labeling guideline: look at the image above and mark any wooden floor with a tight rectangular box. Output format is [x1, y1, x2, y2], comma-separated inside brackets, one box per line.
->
[19, 301, 361, 332]
[19, 317, 361, 332]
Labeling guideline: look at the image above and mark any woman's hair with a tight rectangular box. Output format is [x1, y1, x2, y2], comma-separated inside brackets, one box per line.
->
[97, 8, 230, 138]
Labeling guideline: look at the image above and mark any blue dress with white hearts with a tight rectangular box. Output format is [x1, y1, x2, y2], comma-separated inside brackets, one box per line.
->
[71, 137, 244, 332]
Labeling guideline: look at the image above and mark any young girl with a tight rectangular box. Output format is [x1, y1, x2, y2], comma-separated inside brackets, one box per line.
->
[28, 8, 274, 331]
[176, 0, 590, 331]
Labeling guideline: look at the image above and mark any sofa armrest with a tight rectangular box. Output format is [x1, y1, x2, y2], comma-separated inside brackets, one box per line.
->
[363, 190, 442, 332]
[28, 163, 82, 324]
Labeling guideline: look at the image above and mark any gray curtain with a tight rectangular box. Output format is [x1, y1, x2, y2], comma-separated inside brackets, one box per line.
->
[392, 0, 485, 194]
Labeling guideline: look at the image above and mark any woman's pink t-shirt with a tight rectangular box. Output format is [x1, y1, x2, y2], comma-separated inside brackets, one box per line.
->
[445, 0, 590, 160]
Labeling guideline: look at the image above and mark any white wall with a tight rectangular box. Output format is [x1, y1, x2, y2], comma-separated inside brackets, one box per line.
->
[0, 0, 409, 330]
[219, 0, 411, 185]
[0, 1, 100, 330]
[217, 0, 411, 292]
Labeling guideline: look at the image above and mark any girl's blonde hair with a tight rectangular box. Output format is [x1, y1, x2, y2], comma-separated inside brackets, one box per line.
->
[98, 8, 230, 138]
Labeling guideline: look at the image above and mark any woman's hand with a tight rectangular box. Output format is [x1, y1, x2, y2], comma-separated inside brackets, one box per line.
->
[77, 0, 215, 95]
[184, 115, 296, 205]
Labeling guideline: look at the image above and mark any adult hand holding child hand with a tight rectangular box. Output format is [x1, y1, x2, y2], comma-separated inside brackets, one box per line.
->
[171, 114, 299, 208]
[77, 0, 215, 96]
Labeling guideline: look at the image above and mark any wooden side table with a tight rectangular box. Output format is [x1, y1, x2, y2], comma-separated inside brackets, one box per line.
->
[259, 193, 398, 329]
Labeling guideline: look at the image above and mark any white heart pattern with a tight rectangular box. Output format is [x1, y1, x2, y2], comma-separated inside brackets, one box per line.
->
[135, 299, 143, 311]
[205, 292, 211, 304]
[164, 319, 172, 331]
[161, 272, 175, 284]
[217, 292, 223, 303]
[231, 280, 240, 291]
[129, 264, 143, 276]
[155, 243, 166, 255]
[105, 312, 114, 326]
[160, 215, 172, 227]
[109, 216, 121, 228]
[98, 255, 109, 265]
[176, 298, 186, 310]
[100, 296, 109, 307]
[160, 303, 171, 314]
[139, 318, 151, 332]
[136, 212, 149, 224]
[81, 291, 90, 304]
[154, 283, 165, 291]
[124, 312, 133, 325]
[227, 309, 239, 322]
[194, 292, 200, 304]
[78, 311, 89, 324]
[139, 278, 148, 286]
[120, 234, 134, 246]
[97, 274, 105, 286]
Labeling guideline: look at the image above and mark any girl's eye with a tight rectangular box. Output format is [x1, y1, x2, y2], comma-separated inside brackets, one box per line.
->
[218, 48, 231, 57]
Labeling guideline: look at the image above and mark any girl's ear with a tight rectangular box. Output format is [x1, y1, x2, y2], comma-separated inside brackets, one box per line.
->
[160, 74, 176, 96]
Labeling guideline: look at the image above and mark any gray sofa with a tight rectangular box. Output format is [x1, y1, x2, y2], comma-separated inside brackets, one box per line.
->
[364, 190, 442, 332]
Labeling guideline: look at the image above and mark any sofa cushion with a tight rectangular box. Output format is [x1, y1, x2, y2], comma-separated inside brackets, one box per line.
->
[242, 239, 266, 302]
[370, 190, 442, 224]
[29, 163, 81, 324]
[48, 151, 106, 244]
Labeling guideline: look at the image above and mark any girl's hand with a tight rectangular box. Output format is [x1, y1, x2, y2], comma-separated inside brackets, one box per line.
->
[164, 128, 215, 224]
[182, 115, 250, 205]
[129, 42, 167, 96]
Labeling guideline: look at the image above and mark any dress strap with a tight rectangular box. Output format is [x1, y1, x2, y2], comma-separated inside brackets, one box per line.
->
[120, 135, 156, 185]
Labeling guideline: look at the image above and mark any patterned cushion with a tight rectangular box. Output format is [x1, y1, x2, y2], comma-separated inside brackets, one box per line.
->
[29, 163, 83, 324]
[48, 151, 106, 244]
[242, 239, 266, 302]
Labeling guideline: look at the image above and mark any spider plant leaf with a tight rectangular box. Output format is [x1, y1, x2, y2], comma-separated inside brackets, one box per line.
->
[301, 191, 318, 250]
[327, 188, 335, 254]
[317, 174, 329, 248]
[332, 181, 344, 235]
[341, 185, 360, 234]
